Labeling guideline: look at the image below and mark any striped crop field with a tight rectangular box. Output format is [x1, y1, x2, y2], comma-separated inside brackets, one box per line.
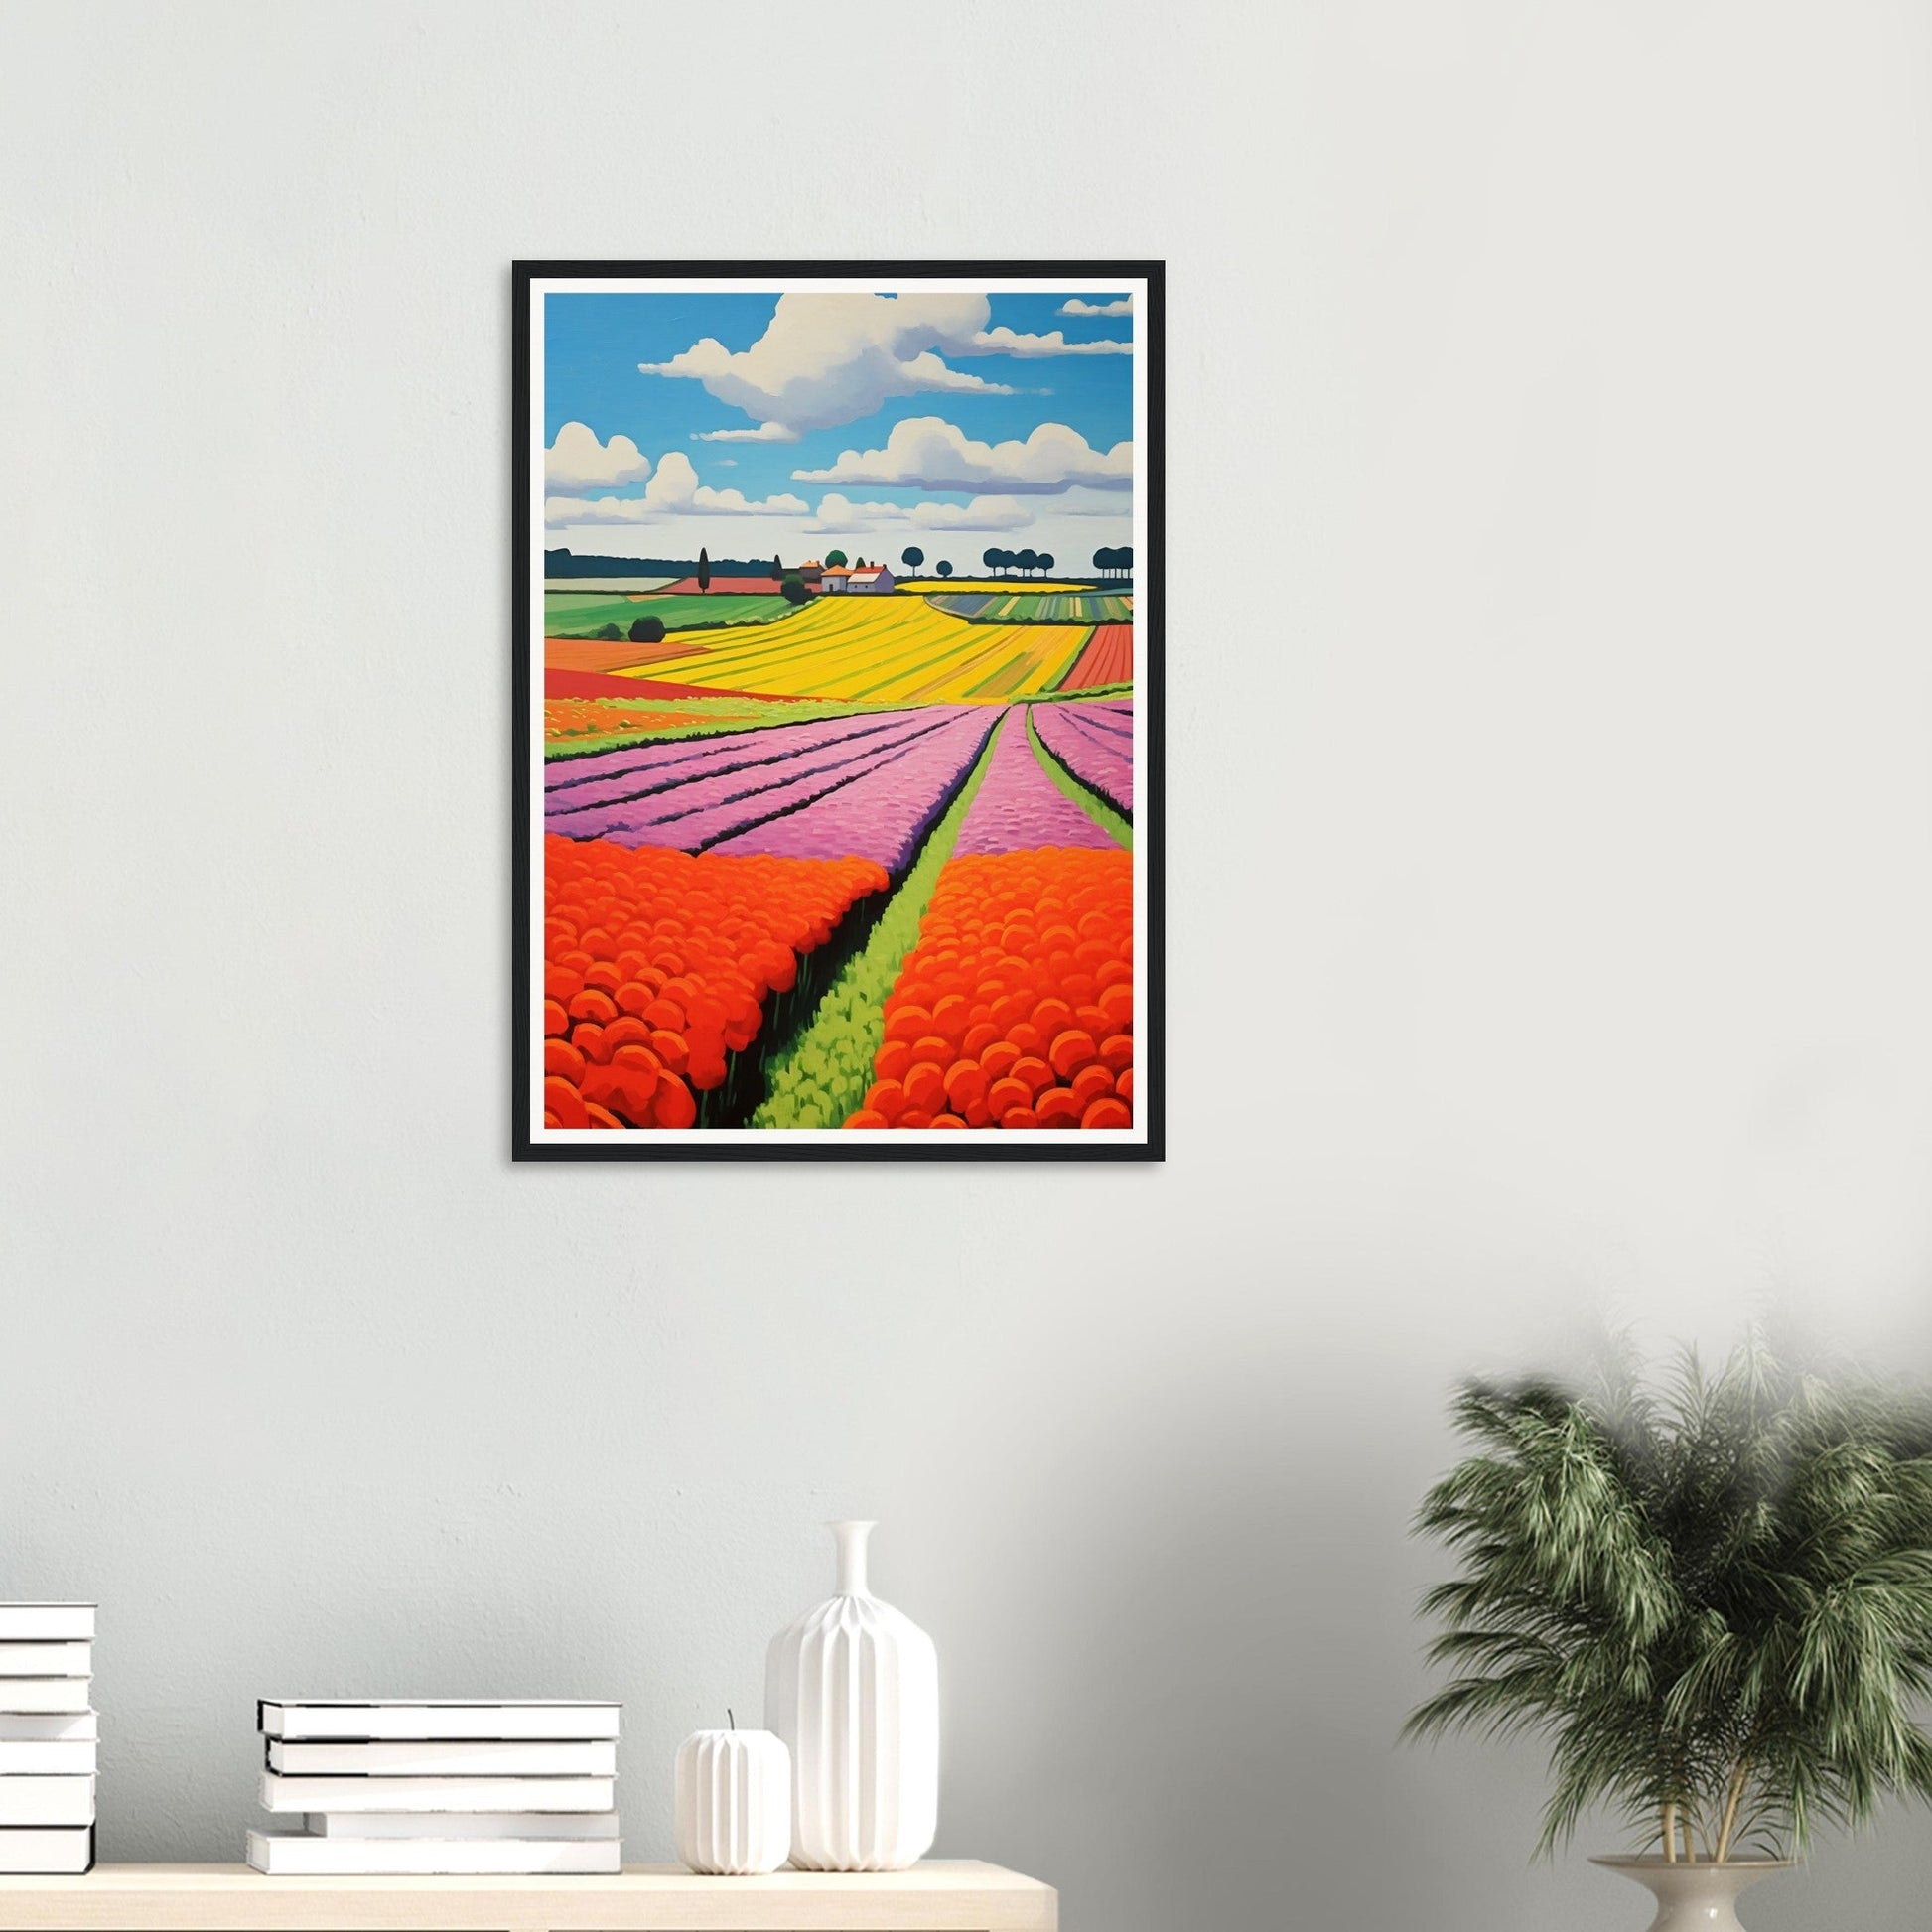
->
[544, 591, 795, 635]
[631, 595, 1092, 704]
[896, 579, 1096, 595]
[1034, 699, 1133, 816]
[1056, 622, 1133, 691]
[925, 590, 1133, 624]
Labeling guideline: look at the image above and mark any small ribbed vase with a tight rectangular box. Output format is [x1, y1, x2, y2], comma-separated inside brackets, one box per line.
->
[1592, 1858, 1794, 1932]
[674, 1726, 792, 1875]
[765, 1521, 939, 1871]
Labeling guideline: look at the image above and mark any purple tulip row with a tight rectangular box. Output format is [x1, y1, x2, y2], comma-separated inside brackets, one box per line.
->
[543, 707, 949, 800]
[715, 709, 1002, 872]
[546, 710, 969, 851]
[1032, 704, 1134, 817]
[1068, 697, 1133, 739]
[952, 710, 1120, 858]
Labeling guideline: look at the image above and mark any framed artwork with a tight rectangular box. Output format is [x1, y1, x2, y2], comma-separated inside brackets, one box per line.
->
[513, 261, 1163, 1159]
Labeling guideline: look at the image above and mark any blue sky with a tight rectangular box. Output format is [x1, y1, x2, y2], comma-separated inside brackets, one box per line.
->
[540, 288, 1136, 569]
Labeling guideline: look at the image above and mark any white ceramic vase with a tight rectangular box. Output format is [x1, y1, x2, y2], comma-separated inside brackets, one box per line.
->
[674, 1725, 792, 1875]
[1592, 1858, 1794, 1931]
[765, 1520, 939, 1871]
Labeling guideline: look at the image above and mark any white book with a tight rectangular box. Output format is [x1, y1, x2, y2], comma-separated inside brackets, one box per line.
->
[261, 1772, 615, 1814]
[0, 1778, 95, 1826]
[267, 1739, 615, 1778]
[248, 1830, 620, 1875]
[260, 1700, 621, 1741]
[0, 1608, 93, 1642]
[0, 1826, 93, 1874]
[0, 1742, 94, 1775]
[306, 1810, 620, 1840]
[0, 1682, 91, 1715]
[0, 1643, 88, 1679]
[0, 1713, 96, 1742]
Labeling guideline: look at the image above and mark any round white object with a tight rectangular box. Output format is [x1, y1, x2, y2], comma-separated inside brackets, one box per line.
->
[673, 1726, 792, 1876]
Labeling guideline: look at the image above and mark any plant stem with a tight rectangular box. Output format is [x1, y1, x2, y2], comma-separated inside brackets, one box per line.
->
[1716, 1759, 1752, 1864]
[1681, 1813, 1696, 1863]
[1663, 1802, 1678, 1863]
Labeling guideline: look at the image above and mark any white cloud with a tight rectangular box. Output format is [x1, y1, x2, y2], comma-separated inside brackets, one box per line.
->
[693, 421, 799, 443]
[803, 494, 904, 535]
[544, 452, 805, 525]
[640, 293, 1014, 434]
[1058, 485, 1135, 516]
[544, 421, 651, 492]
[1058, 297, 1133, 318]
[910, 495, 1033, 531]
[961, 326, 1129, 358]
[637, 294, 1130, 435]
[791, 416, 1132, 495]
[804, 491, 1035, 535]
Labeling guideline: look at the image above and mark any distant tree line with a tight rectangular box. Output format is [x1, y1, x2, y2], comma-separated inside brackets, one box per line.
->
[1092, 546, 1133, 581]
[982, 546, 1057, 579]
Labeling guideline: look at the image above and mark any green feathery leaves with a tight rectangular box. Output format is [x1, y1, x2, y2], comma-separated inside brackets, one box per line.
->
[1405, 1333, 1932, 1862]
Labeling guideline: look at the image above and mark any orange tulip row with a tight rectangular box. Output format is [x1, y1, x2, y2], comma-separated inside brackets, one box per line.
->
[845, 847, 1135, 1131]
[541, 834, 886, 1130]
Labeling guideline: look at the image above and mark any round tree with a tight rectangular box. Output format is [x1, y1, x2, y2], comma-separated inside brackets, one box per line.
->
[901, 546, 924, 573]
[627, 615, 665, 644]
[826, 549, 849, 569]
[935, 560, 953, 578]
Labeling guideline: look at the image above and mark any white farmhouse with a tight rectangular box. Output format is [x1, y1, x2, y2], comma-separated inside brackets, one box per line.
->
[823, 563, 896, 595]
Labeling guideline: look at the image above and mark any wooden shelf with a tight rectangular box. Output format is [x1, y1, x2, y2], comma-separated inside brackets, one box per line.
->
[0, 1863, 1055, 1932]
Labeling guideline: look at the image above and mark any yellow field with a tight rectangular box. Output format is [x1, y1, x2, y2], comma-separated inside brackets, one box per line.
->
[630, 596, 1092, 704]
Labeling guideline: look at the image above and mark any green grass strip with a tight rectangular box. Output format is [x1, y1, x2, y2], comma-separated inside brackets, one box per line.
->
[750, 720, 1003, 1129]
[1027, 706, 1132, 850]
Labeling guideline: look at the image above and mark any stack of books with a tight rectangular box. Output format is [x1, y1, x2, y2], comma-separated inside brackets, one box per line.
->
[0, 1604, 96, 1875]
[247, 1700, 621, 1874]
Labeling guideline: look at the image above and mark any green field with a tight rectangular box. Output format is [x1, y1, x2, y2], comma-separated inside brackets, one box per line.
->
[924, 590, 1134, 623]
[543, 591, 795, 636]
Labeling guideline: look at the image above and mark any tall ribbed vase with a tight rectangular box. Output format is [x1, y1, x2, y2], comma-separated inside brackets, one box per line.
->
[765, 1520, 939, 1871]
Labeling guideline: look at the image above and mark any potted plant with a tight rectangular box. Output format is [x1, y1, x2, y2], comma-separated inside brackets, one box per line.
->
[1405, 1337, 1932, 1929]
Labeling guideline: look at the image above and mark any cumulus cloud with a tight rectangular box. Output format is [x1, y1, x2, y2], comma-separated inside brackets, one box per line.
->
[804, 492, 1034, 535]
[1058, 297, 1133, 318]
[911, 495, 1032, 530]
[791, 417, 1132, 495]
[693, 421, 799, 443]
[961, 326, 1129, 358]
[544, 421, 651, 492]
[638, 293, 1135, 433]
[544, 452, 806, 525]
[640, 293, 1014, 434]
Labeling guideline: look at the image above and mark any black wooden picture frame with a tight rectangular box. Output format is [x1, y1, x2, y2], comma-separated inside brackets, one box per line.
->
[513, 261, 1163, 1160]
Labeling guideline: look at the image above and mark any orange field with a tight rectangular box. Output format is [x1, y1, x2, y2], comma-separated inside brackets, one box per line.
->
[1058, 622, 1132, 691]
[844, 847, 1134, 1130]
[546, 636, 709, 675]
[542, 836, 887, 1129]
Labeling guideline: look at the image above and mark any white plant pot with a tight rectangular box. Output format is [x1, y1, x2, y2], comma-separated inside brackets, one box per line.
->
[674, 1727, 791, 1875]
[1592, 1857, 1795, 1931]
[765, 1520, 939, 1871]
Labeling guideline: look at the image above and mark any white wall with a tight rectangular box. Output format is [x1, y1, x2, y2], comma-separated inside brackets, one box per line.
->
[5, 3, 1932, 1926]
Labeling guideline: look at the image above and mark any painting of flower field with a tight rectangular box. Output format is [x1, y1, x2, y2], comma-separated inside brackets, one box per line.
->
[514, 264, 1162, 1157]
